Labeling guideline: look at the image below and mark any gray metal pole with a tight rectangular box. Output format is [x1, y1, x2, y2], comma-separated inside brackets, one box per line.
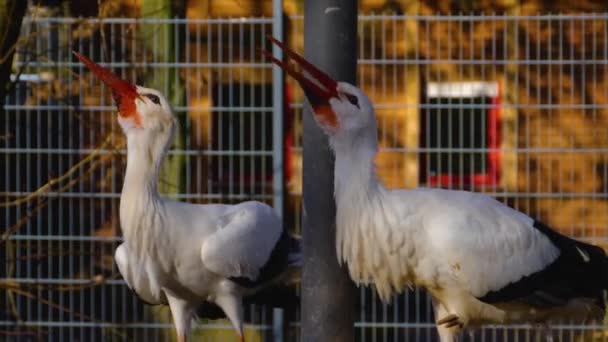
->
[271, 0, 284, 218]
[301, 1, 357, 341]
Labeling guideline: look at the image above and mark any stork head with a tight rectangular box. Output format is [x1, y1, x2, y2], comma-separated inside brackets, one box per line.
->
[326, 82, 375, 135]
[263, 37, 375, 138]
[73, 52, 175, 136]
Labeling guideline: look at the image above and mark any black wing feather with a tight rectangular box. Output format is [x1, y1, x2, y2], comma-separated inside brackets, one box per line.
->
[479, 220, 608, 309]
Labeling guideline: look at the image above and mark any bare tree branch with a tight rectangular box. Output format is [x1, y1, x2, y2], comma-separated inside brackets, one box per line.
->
[6, 284, 96, 322]
[0, 134, 116, 208]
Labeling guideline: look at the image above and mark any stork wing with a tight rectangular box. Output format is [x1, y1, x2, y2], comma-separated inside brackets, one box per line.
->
[404, 189, 557, 297]
[200, 201, 283, 282]
[416, 188, 605, 303]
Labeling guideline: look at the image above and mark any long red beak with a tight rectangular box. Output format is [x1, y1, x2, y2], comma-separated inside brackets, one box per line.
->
[262, 36, 339, 129]
[73, 51, 140, 119]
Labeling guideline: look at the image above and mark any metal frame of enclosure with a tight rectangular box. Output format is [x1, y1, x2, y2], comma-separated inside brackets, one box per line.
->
[2, 10, 608, 342]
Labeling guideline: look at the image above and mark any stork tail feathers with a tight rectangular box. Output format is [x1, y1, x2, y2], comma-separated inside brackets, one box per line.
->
[230, 232, 302, 288]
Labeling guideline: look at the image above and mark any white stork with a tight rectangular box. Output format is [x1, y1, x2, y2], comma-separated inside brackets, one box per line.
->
[263, 36, 608, 341]
[74, 52, 301, 342]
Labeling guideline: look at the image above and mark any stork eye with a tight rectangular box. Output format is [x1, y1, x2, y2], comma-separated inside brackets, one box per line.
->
[344, 93, 359, 108]
[144, 94, 161, 105]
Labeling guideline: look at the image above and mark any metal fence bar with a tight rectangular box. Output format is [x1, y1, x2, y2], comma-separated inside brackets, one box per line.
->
[272, 0, 284, 219]
[271, 1, 285, 340]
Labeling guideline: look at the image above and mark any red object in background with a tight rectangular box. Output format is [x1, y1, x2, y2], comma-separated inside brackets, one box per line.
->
[424, 82, 502, 189]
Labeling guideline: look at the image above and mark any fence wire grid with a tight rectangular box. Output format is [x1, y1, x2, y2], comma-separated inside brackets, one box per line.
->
[2, 13, 608, 342]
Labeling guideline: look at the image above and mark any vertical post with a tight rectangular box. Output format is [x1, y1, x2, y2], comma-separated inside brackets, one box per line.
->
[301, 1, 357, 341]
[272, 2, 286, 340]
[272, 0, 284, 218]
[141, 0, 186, 197]
[272, 307, 284, 342]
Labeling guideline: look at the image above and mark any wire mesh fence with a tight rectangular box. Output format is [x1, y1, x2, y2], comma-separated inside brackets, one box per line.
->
[2, 13, 608, 342]
[288, 13, 608, 342]
[1, 16, 280, 342]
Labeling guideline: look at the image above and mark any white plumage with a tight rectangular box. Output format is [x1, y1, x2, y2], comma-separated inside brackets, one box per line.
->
[335, 185, 561, 302]
[265, 37, 608, 341]
[75, 52, 300, 342]
[413, 189, 556, 298]
[200, 201, 284, 280]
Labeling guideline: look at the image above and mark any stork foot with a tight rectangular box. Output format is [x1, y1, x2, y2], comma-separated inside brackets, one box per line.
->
[437, 314, 464, 329]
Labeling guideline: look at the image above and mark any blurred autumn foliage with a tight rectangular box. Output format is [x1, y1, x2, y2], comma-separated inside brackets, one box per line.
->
[2, 0, 608, 340]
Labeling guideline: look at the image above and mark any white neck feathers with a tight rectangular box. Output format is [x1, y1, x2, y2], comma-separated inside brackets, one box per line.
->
[331, 129, 416, 302]
[119, 123, 175, 256]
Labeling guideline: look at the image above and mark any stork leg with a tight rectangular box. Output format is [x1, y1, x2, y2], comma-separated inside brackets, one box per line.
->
[215, 295, 244, 340]
[432, 298, 462, 342]
[166, 294, 193, 342]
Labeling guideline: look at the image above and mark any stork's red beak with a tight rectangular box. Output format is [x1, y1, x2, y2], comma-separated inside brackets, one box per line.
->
[262, 36, 339, 129]
[73, 51, 140, 122]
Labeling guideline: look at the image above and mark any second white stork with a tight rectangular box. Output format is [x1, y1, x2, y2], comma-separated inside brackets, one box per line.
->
[264, 36, 608, 341]
[75, 51, 301, 342]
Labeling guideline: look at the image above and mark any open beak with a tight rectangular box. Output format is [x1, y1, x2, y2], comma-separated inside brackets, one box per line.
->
[73, 51, 140, 119]
[262, 36, 339, 129]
